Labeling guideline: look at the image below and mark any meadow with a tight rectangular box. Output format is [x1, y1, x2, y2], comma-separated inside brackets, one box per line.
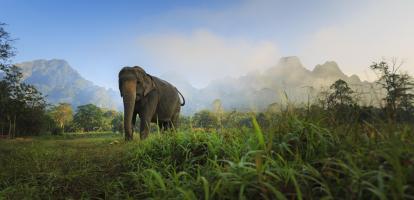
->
[1, 8, 414, 200]
[1, 113, 413, 199]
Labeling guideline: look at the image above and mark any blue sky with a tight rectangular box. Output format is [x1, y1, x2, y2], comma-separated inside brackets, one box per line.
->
[2, 0, 414, 89]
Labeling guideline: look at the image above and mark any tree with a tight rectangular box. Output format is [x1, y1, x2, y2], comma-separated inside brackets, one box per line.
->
[102, 110, 117, 130]
[327, 79, 355, 108]
[192, 110, 218, 129]
[322, 79, 359, 124]
[370, 60, 414, 121]
[212, 99, 224, 128]
[1, 60, 48, 137]
[0, 23, 16, 135]
[0, 23, 48, 137]
[111, 112, 124, 133]
[49, 103, 73, 134]
[0, 23, 15, 63]
[73, 104, 104, 132]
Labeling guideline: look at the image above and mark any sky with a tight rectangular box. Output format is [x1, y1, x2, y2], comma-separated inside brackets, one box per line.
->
[2, 0, 414, 89]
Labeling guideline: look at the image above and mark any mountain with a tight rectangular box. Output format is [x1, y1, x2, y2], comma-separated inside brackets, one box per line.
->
[170, 56, 371, 113]
[15, 59, 122, 110]
[11, 57, 371, 115]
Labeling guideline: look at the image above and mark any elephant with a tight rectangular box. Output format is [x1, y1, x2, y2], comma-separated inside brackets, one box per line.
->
[118, 66, 185, 141]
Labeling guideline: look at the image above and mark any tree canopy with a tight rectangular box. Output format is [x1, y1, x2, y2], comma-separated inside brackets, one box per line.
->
[73, 104, 104, 132]
[49, 103, 73, 133]
[370, 60, 414, 121]
[0, 23, 48, 137]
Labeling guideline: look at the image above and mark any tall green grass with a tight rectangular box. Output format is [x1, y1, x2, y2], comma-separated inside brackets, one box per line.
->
[0, 117, 413, 199]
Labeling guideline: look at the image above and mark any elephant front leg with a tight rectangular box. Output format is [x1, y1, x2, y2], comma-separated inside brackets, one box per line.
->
[124, 113, 137, 141]
[132, 112, 137, 137]
[140, 118, 151, 139]
[125, 119, 133, 141]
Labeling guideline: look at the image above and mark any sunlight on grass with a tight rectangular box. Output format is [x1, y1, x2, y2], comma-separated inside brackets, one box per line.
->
[0, 119, 413, 199]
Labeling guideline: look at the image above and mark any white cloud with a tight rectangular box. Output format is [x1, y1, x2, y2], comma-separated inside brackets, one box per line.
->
[134, 0, 414, 87]
[137, 30, 279, 87]
[300, 0, 414, 81]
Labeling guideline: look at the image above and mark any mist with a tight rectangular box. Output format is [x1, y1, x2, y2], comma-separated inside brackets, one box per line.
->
[137, 30, 279, 88]
[131, 0, 414, 90]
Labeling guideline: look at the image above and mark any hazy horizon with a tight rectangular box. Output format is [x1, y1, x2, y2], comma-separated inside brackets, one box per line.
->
[3, 0, 414, 89]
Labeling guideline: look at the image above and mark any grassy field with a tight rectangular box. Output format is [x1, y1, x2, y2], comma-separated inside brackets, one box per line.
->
[1, 117, 414, 199]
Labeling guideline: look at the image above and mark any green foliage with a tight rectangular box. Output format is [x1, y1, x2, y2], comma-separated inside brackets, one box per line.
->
[73, 104, 104, 132]
[111, 112, 124, 133]
[0, 117, 413, 199]
[313, 74, 414, 125]
[0, 22, 15, 62]
[67, 104, 122, 133]
[102, 110, 117, 130]
[0, 23, 48, 137]
[192, 110, 218, 129]
[48, 103, 73, 134]
[1, 22, 413, 199]
[186, 110, 254, 131]
[327, 79, 355, 107]
[44, 103, 122, 134]
[370, 60, 414, 121]
[323, 79, 359, 124]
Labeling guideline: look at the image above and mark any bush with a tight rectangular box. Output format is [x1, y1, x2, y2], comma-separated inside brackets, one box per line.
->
[1, 110, 414, 199]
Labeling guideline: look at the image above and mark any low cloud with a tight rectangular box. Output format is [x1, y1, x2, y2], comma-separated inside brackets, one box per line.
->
[137, 30, 279, 88]
[300, 1, 414, 81]
[134, 0, 414, 87]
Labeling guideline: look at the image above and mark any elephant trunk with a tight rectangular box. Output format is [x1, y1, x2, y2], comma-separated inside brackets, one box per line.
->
[122, 81, 137, 141]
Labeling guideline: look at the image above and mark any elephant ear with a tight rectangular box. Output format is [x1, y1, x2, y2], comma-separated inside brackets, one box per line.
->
[119, 79, 123, 97]
[118, 67, 127, 97]
[133, 66, 155, 96]
[142, 74, 155, 96]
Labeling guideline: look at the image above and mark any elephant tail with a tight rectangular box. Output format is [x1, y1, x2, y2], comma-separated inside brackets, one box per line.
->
[177, 89, 185, 106]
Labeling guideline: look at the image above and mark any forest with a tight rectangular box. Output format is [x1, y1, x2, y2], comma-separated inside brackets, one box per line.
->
[1, 21, 414, 199]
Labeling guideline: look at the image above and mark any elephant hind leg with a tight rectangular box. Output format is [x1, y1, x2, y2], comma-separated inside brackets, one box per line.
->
[140, 118, 151, 140]
[162, 121, 172, 131]
[157, 121, 163, 131]
[132, 113, 137, 136]
[158, 121, 167, 132]
[171, 112, 180, 130]
[158, 121, 175, 133]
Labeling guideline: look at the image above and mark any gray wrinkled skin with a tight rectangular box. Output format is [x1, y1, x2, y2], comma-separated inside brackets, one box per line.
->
[118, 66, 185, 141]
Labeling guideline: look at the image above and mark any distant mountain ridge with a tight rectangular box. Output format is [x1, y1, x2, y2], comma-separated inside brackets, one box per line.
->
[169, 56, 371, 114]
[15, 59, 122, 110]
[12, 57, 371, 114]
